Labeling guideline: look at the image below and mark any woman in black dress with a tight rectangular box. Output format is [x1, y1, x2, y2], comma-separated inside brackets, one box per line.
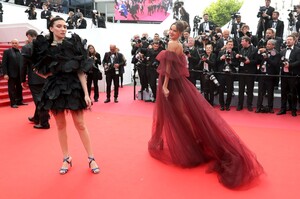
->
[33, 17, 100, 174]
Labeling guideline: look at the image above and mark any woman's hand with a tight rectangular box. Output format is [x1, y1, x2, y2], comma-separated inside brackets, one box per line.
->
[162, 86, 169, 98]
[85, 95, 92, 109]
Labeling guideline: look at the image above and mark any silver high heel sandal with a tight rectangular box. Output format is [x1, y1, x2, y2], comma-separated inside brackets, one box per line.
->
[59, 156, 72, 175]
[88, 157, 100, 174]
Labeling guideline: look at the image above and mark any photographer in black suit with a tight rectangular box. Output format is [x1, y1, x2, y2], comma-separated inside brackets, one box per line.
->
[266, 11, 284, 39]
[186, 37, 201, 87]
[21, 29, 50, 129]
[231, 15, 245, 39]
[236, 36, 258, 111]
[41, 3, 52, 28]
[277, 35, 300, 117]
[255, 39, 280, 113]
[2, 39, 26, 108]
[217, 40, 238, 111]
[102, 44, 125, 103]
[198, 13, 216, 36]
[256, 0, 275, 40]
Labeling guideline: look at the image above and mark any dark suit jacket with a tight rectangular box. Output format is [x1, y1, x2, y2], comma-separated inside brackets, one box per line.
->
[198, 21, 216, 35]
[102, 52, 125, 75]
[231, 22, 245, 38]
[21, 43, 45, 85]
[2, 48, 22, 78]
[267, 19, 284, 38]
[238, 45, 258, 74]
[77, 18, 87, 29]
[280, 46, 300, 75]
[199, 53, 217, 72]
[217, 50, 238, 72]
[257, 50, 280, 75]
[41, 10, 51, 21]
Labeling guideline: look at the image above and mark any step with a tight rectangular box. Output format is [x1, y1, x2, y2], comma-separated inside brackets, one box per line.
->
[0, 89, 31, 99]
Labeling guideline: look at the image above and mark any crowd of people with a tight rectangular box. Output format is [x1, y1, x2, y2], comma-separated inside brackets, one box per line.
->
[130, 0, 300, 117]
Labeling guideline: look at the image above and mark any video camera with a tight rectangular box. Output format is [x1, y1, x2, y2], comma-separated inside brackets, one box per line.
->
[231, 12, 240, 19]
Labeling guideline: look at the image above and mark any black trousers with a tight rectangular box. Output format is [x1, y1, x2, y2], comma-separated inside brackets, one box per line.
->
[188, 71, 199, 87]
[146, 67, 158, 99]
[200, 74, 215, 106]
[29, 84, 50, 126]
[218, 74, 234, 107]
[280, 76, 298, 111]
[105, 73, 119, 99]
[87, 73, 99, 101]
[256, 76, 275, 109]
[137, 65, 148, 91]
[238, 75, 255, 108]
[8, 76, 23, 106]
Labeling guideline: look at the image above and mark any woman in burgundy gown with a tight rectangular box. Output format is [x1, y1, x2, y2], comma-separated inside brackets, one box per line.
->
[148, 21, 264, 189]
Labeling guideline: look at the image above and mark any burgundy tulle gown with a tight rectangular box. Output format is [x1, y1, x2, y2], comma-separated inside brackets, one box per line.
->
[148, 50, 264, 189]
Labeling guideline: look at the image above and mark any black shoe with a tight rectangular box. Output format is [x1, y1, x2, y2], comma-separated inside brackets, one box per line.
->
[247, 106, 253, 112]
[268, 108, 274, 113]
[28, 117, 39, 124]
[17, 102, 28, 106]
[11, 105, 18, 108]
[277, 110, 286, 115]
[255, 108, 261, 113]
[225, 106, 230, 111]
[94, 99, 98, 102]
[291, 111, 297, 117]
[114, 98, 119, 103]
[33, 124, 50, 129]
[236, 106, 243, 111]
[220, 106, 225, 111]
[104, 99, 110, 103]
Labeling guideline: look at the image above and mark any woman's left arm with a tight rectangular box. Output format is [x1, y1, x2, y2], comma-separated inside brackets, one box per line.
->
[78, 71, 92, 109]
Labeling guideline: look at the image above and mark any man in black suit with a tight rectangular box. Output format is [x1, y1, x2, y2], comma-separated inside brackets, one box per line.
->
[102, 44, 125, 103]
[277, 35, 300, 117]
[198, 13, 216, 36]
[21, 29, 50, 129]
[231, 15, 245, 39]
[41, 3, 52, 29]
[255, 39, 280, 113]
[2, 39, 26, 108]
[256, 0, 275, 40]
[217, 40, 238, 111]
[236, 36, 258, 111]
[267, 11, 284, 39]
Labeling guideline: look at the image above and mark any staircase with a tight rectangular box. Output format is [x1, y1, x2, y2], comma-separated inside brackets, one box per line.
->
[0, 43, 33, 107]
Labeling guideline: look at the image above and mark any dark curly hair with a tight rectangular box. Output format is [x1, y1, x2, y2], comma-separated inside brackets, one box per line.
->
[171, 20, 189, 33]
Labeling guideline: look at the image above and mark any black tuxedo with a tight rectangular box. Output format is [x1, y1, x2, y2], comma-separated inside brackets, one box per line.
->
[217, 50, 238, 108]
[41, 9, 52, 28]
[77, 18, 87, 29]
[256, 49, 281, 109]
[237, 45, 258, 109]
[102, 52, 125, 99]
[2, 48, 23, 106]
[231, 22, 245, 38]
[199, 53, 217, 105]
[267, 19, 284, 38]
[198, 21, 215, 35]
[21, 43, 49, 126]
[256, 6, 275, 39]
[279, 46, 300, 112]
[187, 47, 201, 86]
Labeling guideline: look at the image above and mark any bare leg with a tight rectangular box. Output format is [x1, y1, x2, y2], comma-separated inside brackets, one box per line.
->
[71, 110, 99, 172]
[53, 111, 71, 171]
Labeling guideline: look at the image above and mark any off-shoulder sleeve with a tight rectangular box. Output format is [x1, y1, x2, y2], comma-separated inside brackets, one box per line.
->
[156, 50, 189, 79]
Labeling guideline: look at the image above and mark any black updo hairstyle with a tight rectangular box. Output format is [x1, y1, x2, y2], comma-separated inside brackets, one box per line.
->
[171, 20, 189, 33]
[48, 16, 66, 43]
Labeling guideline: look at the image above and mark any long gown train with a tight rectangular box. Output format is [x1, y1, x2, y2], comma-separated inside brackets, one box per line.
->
[148, 50, 264, 189]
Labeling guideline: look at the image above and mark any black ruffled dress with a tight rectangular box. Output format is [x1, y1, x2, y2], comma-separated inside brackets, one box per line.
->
[32, 33, 93, 112]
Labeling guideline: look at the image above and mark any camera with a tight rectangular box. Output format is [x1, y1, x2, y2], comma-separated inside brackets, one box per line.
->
[231, 12, 240, 19]
[193, 15, 202, 24]
[184, 47, 190, 55]
[257, 6, 267, 17]
[204, 71, 220, 86]
[281, 56, 289, 72]
[238, 55, 247, 62]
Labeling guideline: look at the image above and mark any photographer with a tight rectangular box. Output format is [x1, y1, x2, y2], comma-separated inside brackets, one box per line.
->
[186, 37, 201, 87]
[231, 15, 245, 39]
[198, 13, 216, 36]
[102, 44, 125, 103]
[199, 44, 217, 106]
[256, 39, 280, 113]
[146, 42, 163, 102]
[266, 11, 284, 39]
[87, 45, 102, 102]
[256, 0, 274, 40]
[236, 36, 258, 111]
[134, 48, 149, 93]
[277, 35, 300, 116]
[217, 40, 238, 111]
[41, 3, 52, 28]
[296, 5, 300, 32]
[91, 10, 106, 28]
[238, 24, 258, 49]
[25, 3, 37, 20]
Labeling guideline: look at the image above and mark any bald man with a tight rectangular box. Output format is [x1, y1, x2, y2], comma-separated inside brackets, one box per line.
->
[2, 39, 27, 108]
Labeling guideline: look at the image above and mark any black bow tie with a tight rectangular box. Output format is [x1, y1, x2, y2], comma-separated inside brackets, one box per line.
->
[287, 47, 292, 50]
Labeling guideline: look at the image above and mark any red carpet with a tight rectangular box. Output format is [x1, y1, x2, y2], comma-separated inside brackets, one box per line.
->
[0, 86, 299, 199]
